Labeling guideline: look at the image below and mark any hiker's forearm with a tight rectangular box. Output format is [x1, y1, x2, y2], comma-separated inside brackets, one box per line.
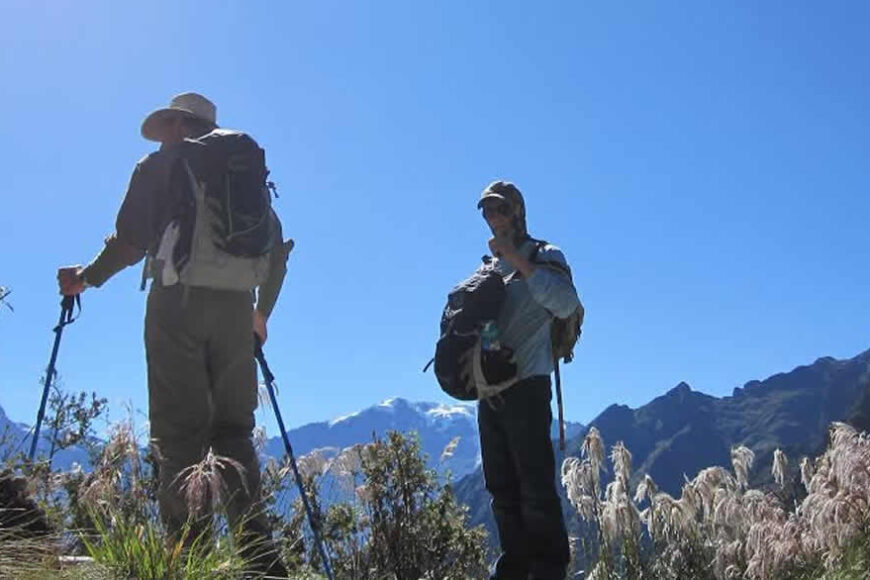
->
[255, 240, 291, 318]
[80, 234, 146, 287]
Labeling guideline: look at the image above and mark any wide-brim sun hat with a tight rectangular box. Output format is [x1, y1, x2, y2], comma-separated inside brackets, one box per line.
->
[140, 92, 218, 142]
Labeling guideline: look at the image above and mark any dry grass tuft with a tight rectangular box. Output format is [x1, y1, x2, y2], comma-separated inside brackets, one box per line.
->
[177, 448, 247, 520]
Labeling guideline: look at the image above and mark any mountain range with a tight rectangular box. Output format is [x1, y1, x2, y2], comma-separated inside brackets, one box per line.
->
[1, 396, 583, 481]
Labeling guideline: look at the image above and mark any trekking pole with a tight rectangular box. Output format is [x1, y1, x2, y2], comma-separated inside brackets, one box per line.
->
[554, 357, 566, 453]
[29, 294, 80, 462]
[254, 338, 335, 580]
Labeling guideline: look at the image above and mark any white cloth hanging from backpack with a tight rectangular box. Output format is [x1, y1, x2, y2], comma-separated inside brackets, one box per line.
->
[154, 221, 181, 286]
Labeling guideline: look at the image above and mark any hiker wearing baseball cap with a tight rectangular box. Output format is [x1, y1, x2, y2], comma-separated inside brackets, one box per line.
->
[476, 181, 582, 580]
[57, 92, 291, 577]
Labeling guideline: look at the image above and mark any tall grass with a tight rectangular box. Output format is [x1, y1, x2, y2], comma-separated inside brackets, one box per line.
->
[562, 422, 870, 579]
[80, 514, 245, 580]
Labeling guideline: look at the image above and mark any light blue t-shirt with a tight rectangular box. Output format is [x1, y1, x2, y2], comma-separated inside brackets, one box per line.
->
[490, 239, 581, 379]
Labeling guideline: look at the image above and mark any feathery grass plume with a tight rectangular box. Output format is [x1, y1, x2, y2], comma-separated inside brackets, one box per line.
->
[771, 513, 807, 572]
[679, 480, 701, 518]
[297, 449, 331, 480]
[440, 436, 461, 463]
[799, 422, 870, 562]
[772, 448, 788, 487]
[252, 426, 267, 455]
[561, 458, 600, 520]
[79, 419, 145, 514]
[177, 449, 247, 519]
[714, 539, 744, 580]
[569, 429, 605, 499]
[354, 483, 371, 503]
[256, 381, 273, 412]
[799, 456, 814, 491]
[670, 483, 700, 539]
[328, 444, 364, 496]
[263, 456, 292, 485]
[561, 457, 600, 516]
[829, 421, 857, 449]
[633, 473, 658, 505]
[691, 466, 736, 522]
[582, 427, 605, 473]
[731, 445, 755, 489]
[742, 493, 790, 579]
[741, 489, 768, 520]
[560, 456, 581, 503]
[646, 492, 679, 542]
[332, 444, 363, 478]
[712, 486, 744, 531]
[610, 442, 631, 488]
[601, 478, 640, 545]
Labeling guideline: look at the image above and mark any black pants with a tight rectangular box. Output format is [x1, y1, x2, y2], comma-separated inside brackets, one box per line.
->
[478, 376, 570, 580]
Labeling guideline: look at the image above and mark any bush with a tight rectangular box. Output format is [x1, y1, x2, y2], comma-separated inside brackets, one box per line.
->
[265, 430, 489, 579]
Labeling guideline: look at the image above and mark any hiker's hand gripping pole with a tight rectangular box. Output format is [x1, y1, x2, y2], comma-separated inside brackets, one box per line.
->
[29, 294, 80, 462]
[254, 337, 335, 580]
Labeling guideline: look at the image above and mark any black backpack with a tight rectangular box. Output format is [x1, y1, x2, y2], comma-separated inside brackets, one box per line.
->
[159, 129, 276, 291]
[429, 261, 519, 401]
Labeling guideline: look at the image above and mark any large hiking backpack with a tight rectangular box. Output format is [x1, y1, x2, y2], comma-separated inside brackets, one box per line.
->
[156, 129, 276, 291]
[431, 262, 520, 401]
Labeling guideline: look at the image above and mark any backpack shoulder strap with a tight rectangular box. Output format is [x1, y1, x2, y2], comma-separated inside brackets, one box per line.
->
[528, 237, 548, 262]
[528, 238, 572, 278]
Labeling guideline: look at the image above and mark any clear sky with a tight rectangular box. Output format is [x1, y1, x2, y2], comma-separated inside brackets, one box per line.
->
[2, 1, 868, 438]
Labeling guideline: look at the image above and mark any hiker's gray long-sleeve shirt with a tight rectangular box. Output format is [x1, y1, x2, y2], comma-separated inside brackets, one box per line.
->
[491, 239, 581, 379]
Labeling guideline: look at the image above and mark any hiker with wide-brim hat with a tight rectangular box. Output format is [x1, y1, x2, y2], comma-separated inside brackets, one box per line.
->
[474, 181, 582, 580]
[57, 92, 292, 578]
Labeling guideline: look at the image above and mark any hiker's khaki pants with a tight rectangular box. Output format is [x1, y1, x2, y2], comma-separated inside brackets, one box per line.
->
[145, 284, 265, 538]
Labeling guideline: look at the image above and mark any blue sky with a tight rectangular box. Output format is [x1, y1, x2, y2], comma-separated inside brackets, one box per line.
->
[1, 1, 868, 438]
